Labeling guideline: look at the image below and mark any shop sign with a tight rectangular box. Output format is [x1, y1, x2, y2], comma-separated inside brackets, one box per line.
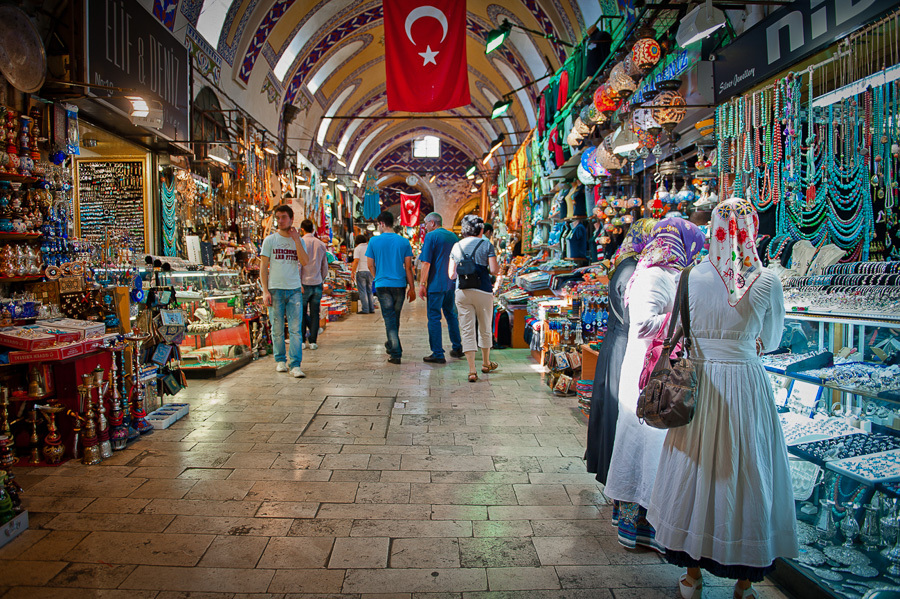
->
[184, 24, 221, 85]
[630, 48, 699, 106]
[85, 0, 189, 142]
[714, 0, 900, 103]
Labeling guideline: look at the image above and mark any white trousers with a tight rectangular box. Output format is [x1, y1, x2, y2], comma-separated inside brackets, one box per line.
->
[455, 289, 493, 353]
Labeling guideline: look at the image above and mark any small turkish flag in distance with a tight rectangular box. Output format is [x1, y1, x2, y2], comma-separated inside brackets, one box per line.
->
[384, 0, 471, 112]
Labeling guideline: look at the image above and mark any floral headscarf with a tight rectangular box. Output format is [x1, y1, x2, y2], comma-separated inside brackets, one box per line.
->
[612, 218, 658, 270]
[710, 197, 763, 306]
[624, 217, 705, 306]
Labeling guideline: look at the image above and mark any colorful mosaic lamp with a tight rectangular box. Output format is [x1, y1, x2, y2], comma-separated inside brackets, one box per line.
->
[651, 90, 687, 132]
[632, 35, 662, 73]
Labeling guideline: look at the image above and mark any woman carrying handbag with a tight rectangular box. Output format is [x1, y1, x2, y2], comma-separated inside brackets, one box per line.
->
[603, 217, 705, 551]
[647, 199, 798, 599]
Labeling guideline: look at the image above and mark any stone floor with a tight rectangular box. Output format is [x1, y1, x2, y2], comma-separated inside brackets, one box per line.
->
[1, 300, 793, 598]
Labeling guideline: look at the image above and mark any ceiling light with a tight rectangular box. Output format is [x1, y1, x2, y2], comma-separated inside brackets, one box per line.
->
[336, 183, 347, 191]
[207, 144, 230, 166]
[612, 126, 640, 155]
[491, 99, 512, 119]
[429, 174, 436, 183]
[465, 163, 477, 178]
[507, 177, 518, 186]
[326, 146, 341, 158]
[264, 145, 278, 155]
[126, 96, 149, 117]
[367, 224, 376, 231]
[676, 0, 726, 48]
[208, 153, 229, 165]
[485, 21, 512, 54]
[489, 134, 505, 154]
[470, 185, 479, 193]
[482, 152, 493, 165]
[337, 157, 347, 167]
[320, 180, 328, 187]
[475, 176, 484, 184]
[327, 173, 337, 182]
[297, 183, 310, 190]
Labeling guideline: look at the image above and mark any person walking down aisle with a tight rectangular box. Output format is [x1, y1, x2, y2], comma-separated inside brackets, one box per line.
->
[418, 212, 463, 363]
[448, 215, 500, 383]
[366, 211, 416, 364]
[260, 204, 310, 378]
[648, 199, 798, 599]
[584, 218, 657, 486]
[351, 234, 374, 314]
[603, 217, 704, 552]
[299, 219, 329, 350]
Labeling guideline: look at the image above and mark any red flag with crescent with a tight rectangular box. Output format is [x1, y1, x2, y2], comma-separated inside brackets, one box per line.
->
[383, 0, 470, 112]
[399, 192, 421, 227]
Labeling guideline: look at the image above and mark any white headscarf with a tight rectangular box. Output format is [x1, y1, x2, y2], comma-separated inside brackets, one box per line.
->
[709, 197, 763, 307]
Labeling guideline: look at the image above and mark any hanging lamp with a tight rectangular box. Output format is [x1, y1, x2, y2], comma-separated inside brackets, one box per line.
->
[632, 34, 661, 73]
[609, 62, 637, 100]
[652, 90, 687, 132]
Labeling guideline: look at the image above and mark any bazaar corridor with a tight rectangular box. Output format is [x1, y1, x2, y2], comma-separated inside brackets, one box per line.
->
[0, 302, 790, 598]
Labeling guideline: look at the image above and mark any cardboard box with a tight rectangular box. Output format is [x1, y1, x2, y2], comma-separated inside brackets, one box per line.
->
[0, 326, 58, 351]
[42, 318, 106, 340]
[33, 326, 81, 345]
[9, 342, 83, 364]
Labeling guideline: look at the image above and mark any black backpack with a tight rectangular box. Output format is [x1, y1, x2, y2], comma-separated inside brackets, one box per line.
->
[457, 239, 486, 290]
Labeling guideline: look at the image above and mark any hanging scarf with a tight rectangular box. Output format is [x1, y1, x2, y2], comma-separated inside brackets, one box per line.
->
[710, 197, 763, 307]
[611, 218, 658, 271]
[624, 217, 705, 306]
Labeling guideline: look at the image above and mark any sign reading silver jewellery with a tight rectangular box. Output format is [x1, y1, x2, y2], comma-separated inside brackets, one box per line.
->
[713, 0, 900, 103]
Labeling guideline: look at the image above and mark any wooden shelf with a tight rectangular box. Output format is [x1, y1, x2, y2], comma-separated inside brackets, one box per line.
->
[0, 275, 42, 283]
[0, 173, 39, 184]
[0, 233, 42, 242]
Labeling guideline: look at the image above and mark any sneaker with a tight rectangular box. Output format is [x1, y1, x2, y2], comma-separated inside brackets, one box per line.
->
[303, 342, 310, 349]
[387, 357, 401, 364]
[275, 362, 288, 373]
[449, 349, 465, 359]
[423, 355, 446, 364]
[309, 343, 318, 350]
[290, 367, 306, 378]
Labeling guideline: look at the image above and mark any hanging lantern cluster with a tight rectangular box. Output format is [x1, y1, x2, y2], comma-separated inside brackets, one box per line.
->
[632, 108, 662, 136]
[593, 83, 621, 114]
[609, 63, 637, 100]
[632, 36, 661, 72]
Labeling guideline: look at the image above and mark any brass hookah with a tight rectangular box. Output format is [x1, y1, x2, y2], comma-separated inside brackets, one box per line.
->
[107, 348, 128, 450]
[71, 374, 101, 465]
[36, 403, 65, 464]
[123, 330, 153, 435]
[92, 366, 112, 459]
[22, 407, 41, 465]
[0, 387, 13, 466]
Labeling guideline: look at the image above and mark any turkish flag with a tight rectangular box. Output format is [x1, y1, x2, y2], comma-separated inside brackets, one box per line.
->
[383, 0, 470, 112]
[399, 192, 421, 226]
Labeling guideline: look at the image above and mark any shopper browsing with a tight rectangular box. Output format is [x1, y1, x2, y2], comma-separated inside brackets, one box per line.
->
[350, 234, 374, 314]
[260, 204, 310, 378]
[448, 215, 500, 382]
[298, 220, 329, 350]
[417, 212, 463, 363]
[648, 199, 798, 599]
[366, 211, 416, 364]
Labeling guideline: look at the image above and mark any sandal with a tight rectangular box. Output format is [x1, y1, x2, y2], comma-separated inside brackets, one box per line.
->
[481, 361, 499, 373]
[679, 573, 702, 599]
[468, 372, 478, 383]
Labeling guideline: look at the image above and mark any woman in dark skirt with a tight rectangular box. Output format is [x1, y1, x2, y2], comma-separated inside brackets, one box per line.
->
[584, 218, 657, 487]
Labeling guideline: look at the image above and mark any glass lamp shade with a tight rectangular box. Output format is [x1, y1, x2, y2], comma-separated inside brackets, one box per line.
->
[580, 104, 601, 126]
[577, 163, 597, 185]
[635, 126, 659, 150]
[633, 108, 662, 135]
[622, 54, 642, 78]
[593, 83, 620, 113]
[580, 147, 597, 174]
[609, 62, 637, 100]
[585, 146, 611, 177]
[597, 141, 626, 171]
[652, 90, 687, 132]
[632, 37, 662, 72]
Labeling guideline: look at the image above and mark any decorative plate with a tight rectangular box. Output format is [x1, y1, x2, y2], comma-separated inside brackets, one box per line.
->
[796, 545, 827, 566]
[802, 564, 843, 582]
[840, 564, 878, 578]
[824, 545, 871, 566]
[797, 522, 818, 545]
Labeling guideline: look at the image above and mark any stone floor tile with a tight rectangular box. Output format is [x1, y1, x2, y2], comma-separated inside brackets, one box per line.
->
[410, 484, 517, 506]
[331, 470, 382, 482]
[342, 568, 487, 593]
[67, 531, 214, 566]
[485, 567, 561, 591]
[317, 503, 432, 520]
[44, 512, 175, 533]
[255, 501, 320, 518]
[458, 538, 540, 568]
[329, 536, 390, 568]
[390, 538, 460, 568]
[48, 562, 137, 588]
[429, 505, 488, 521]
[356, 482, 411, 503]
[246, 481, 358, 503]
[400, 456, 495, 472]
[531, 537, 610, 566]
[129, 478, 199, 499]
[0, 559, 67, 586]
[487, 506, 600, 521]
[513, 485, 573, 506]
[142, 498, 262, 517]
[555, 564, 683, 589]
[267, 569, 345, 594]
[288, 519, 353, 537]
[472, 521, 533, 538]
[350, 519, 472, 538]
[165, 515, 292, 536]
[120, 565, 275, 593]
[197, 535, 270, 569]
[229, 468, 332, 481]
[380, 471, 431, 483]
[258, 537, 335, 569]
[184, 480, 257, 501]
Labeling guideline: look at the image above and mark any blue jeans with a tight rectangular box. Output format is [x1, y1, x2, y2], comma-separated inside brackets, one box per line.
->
[269, 288, 303, 367]
[301, 284, 323, 344]
[356, 271, 374, 313]
[376, 287, 406, 359]
[426, 290, 462, 358]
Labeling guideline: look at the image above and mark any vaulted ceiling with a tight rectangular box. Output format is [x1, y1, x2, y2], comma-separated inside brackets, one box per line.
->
[178, 0, 612, 179]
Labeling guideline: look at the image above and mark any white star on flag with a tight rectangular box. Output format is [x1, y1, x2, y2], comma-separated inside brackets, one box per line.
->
[418, 45, 438, 66]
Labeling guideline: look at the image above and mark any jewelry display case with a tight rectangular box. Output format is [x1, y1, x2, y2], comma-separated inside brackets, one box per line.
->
[761, 282, 900, 598]
[156, 270, 255, 378]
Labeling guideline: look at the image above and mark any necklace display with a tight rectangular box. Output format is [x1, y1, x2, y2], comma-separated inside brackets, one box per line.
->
[161, 175, 178, 257]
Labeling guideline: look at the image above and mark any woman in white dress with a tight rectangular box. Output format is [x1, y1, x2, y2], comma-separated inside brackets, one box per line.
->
[603, 217, 705, 551]
[647, 199, 798, 599]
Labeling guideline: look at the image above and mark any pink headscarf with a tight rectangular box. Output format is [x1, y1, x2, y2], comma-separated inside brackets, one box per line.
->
[709, 197, 763, 307]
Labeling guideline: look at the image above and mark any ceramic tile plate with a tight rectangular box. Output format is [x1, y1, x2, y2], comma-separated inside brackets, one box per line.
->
[827, 449, 900, 484]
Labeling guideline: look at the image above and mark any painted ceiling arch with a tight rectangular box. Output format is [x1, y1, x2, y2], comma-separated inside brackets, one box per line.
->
[177, 0, 593, 208]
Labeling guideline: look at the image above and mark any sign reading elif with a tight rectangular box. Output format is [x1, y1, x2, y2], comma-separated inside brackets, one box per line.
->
[714, 0, 900, 103]
[85, 0, 189, 142]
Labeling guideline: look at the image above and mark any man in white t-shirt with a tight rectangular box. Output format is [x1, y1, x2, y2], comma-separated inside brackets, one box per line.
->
[350, 234, 374, 313]
[260, 204, 309, 378]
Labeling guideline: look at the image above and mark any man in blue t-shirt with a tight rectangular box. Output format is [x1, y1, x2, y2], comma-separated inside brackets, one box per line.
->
[366, 211, 415, 364]
[417, 212, 462, 363]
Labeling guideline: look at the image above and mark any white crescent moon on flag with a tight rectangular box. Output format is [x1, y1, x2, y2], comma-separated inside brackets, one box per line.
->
[404, 6, 448, 46]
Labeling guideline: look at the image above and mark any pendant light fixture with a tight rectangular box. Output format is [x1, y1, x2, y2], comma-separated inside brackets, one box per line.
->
[609, 62, 637, 100]
[633, 108, 662, 136]
[651, 90, 687, 132]
[631, 31, 662, 73]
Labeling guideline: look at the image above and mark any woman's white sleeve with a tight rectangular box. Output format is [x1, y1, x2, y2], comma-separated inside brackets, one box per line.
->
[760, 274, 785, 351]
[631, 269, 676, 339]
